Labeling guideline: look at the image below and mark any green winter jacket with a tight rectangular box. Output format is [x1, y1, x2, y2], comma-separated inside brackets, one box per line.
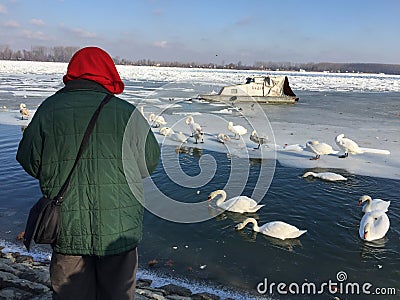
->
[16, 79, 160, 256]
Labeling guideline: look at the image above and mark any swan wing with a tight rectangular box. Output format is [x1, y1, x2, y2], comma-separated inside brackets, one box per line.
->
[221, 196, 262, 213]
[231, 125, 247, 135]
[339, 137, 362, 153]
[260, 221, 306, 240]
[317, 143, 338, 155]
[319, 172, 347, 181]
[371, 199, 390, 212]
[369, 213, 390, 241]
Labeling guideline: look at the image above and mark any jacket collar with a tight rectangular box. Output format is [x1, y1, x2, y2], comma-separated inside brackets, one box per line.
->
[57, 79, 110, 94]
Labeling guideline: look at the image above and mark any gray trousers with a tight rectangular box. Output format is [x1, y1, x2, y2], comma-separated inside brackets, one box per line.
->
[50, 248, 138, 300]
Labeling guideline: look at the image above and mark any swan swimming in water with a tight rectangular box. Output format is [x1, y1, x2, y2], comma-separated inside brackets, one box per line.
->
[358, 195, 390, 213]
[228, 122, 247, 139]
[250, 130, 268, 149]
[306, 140, 339, 160]
[302, 171, 347, 182]
[359, 210, 390, 241]
[207, 190, 264, 213]
[236, 218, 307, 240]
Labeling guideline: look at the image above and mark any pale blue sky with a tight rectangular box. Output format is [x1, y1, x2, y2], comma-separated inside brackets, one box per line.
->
[0, 0, 399, 64]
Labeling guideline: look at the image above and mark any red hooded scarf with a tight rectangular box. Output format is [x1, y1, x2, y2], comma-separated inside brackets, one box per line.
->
[63, 47, 124, 94]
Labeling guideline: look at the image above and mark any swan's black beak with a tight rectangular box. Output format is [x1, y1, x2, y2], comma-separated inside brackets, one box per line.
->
[358, 200, 362, 206]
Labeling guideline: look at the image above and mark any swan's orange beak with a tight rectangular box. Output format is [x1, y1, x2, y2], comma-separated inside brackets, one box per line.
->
[207, 196, 212, 202]
[363, 230, 368, 239]
[358, 200, 362, 206]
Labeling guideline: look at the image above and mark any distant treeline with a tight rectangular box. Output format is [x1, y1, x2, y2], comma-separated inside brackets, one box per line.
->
[1, 45, 400, 75]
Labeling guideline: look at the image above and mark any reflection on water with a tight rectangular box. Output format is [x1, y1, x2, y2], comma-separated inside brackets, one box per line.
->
[359, 237, 389, 259]
[175, 146, 203, 157]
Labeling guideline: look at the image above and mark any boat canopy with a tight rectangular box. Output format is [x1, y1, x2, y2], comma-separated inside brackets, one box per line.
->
[219, 75, 296, 98]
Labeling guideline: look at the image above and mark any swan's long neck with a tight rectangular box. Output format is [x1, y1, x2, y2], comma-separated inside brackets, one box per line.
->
[215, 190, 227, 206]
[303, 172, 316, 177]
[364, 196, 372, 209]
[247, 218, 260, 232]
[242, 218, 260, 232]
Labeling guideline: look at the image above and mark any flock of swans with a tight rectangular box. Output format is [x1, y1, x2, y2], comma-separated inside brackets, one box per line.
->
[306, 133, 390, 160]
[207, 189, 307, 240]
[206, 187, 391, 242]
[141, 108, 392, 243]
[144, 108, 390, 161]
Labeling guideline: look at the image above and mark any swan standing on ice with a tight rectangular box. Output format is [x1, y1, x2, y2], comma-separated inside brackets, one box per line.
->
[192, 131, 204, 144]
[335, 134, 363, 158]
[359, 210, 390, 241]
[336, 133, 390, 157]
[217, 133, 231, 144]
[159, 127, 174, 136]
[250, 130, 268, 149]
[306, 140, 339, 160]
[236, 218, 307, 240]
[148, 113, 167, 128]
[19, 103, 29, 120]
[185, 116, 203, 134]
[207, 190, 264, 213]
[358, 195, 390, 213]
[228, 122, 247, 139]
[170, 131, 187, 143]
[302, 171, 347, 181]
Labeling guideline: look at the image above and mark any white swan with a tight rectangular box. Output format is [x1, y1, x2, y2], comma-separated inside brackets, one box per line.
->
[217, 133, 231, 144]
[228, 122, 247, 139]
[281, 144, 304, 152]
[192, 131, 204, 144]
[148, 113, 167, 127]
[359, 210, 390, 241]
[250, 130, 268, 149]
[302, 171, 347, 182]
[207, 190, 264, 213]
[306, 140, 339, 160]
[236, 218, 307, 240]
[185, 116, 203, 135]
[335, 134, 363, 158]
[19, 103, 29, 120]
[159, 126, 174, 136]
[358, 195, 390, 213]
[170, 131, 187, 143]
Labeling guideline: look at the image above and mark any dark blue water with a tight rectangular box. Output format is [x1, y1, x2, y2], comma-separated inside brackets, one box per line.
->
[1, 122, 399, 299]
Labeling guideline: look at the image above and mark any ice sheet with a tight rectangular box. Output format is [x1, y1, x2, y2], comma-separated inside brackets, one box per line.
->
[1, 61, 399, 180]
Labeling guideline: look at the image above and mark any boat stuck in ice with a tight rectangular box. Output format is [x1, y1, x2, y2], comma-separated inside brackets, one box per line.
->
[199, 75, 298, 104]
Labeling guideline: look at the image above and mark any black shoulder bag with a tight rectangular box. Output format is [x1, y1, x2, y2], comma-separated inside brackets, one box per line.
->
[23, 94, 113, 251]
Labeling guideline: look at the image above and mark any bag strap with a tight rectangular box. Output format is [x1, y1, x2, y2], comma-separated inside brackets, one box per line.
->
[54, 93, 113, 205]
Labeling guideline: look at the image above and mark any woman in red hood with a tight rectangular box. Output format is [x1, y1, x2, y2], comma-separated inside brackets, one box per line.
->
[63, 46, 125, 94]
[17, 46, 160, 300]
